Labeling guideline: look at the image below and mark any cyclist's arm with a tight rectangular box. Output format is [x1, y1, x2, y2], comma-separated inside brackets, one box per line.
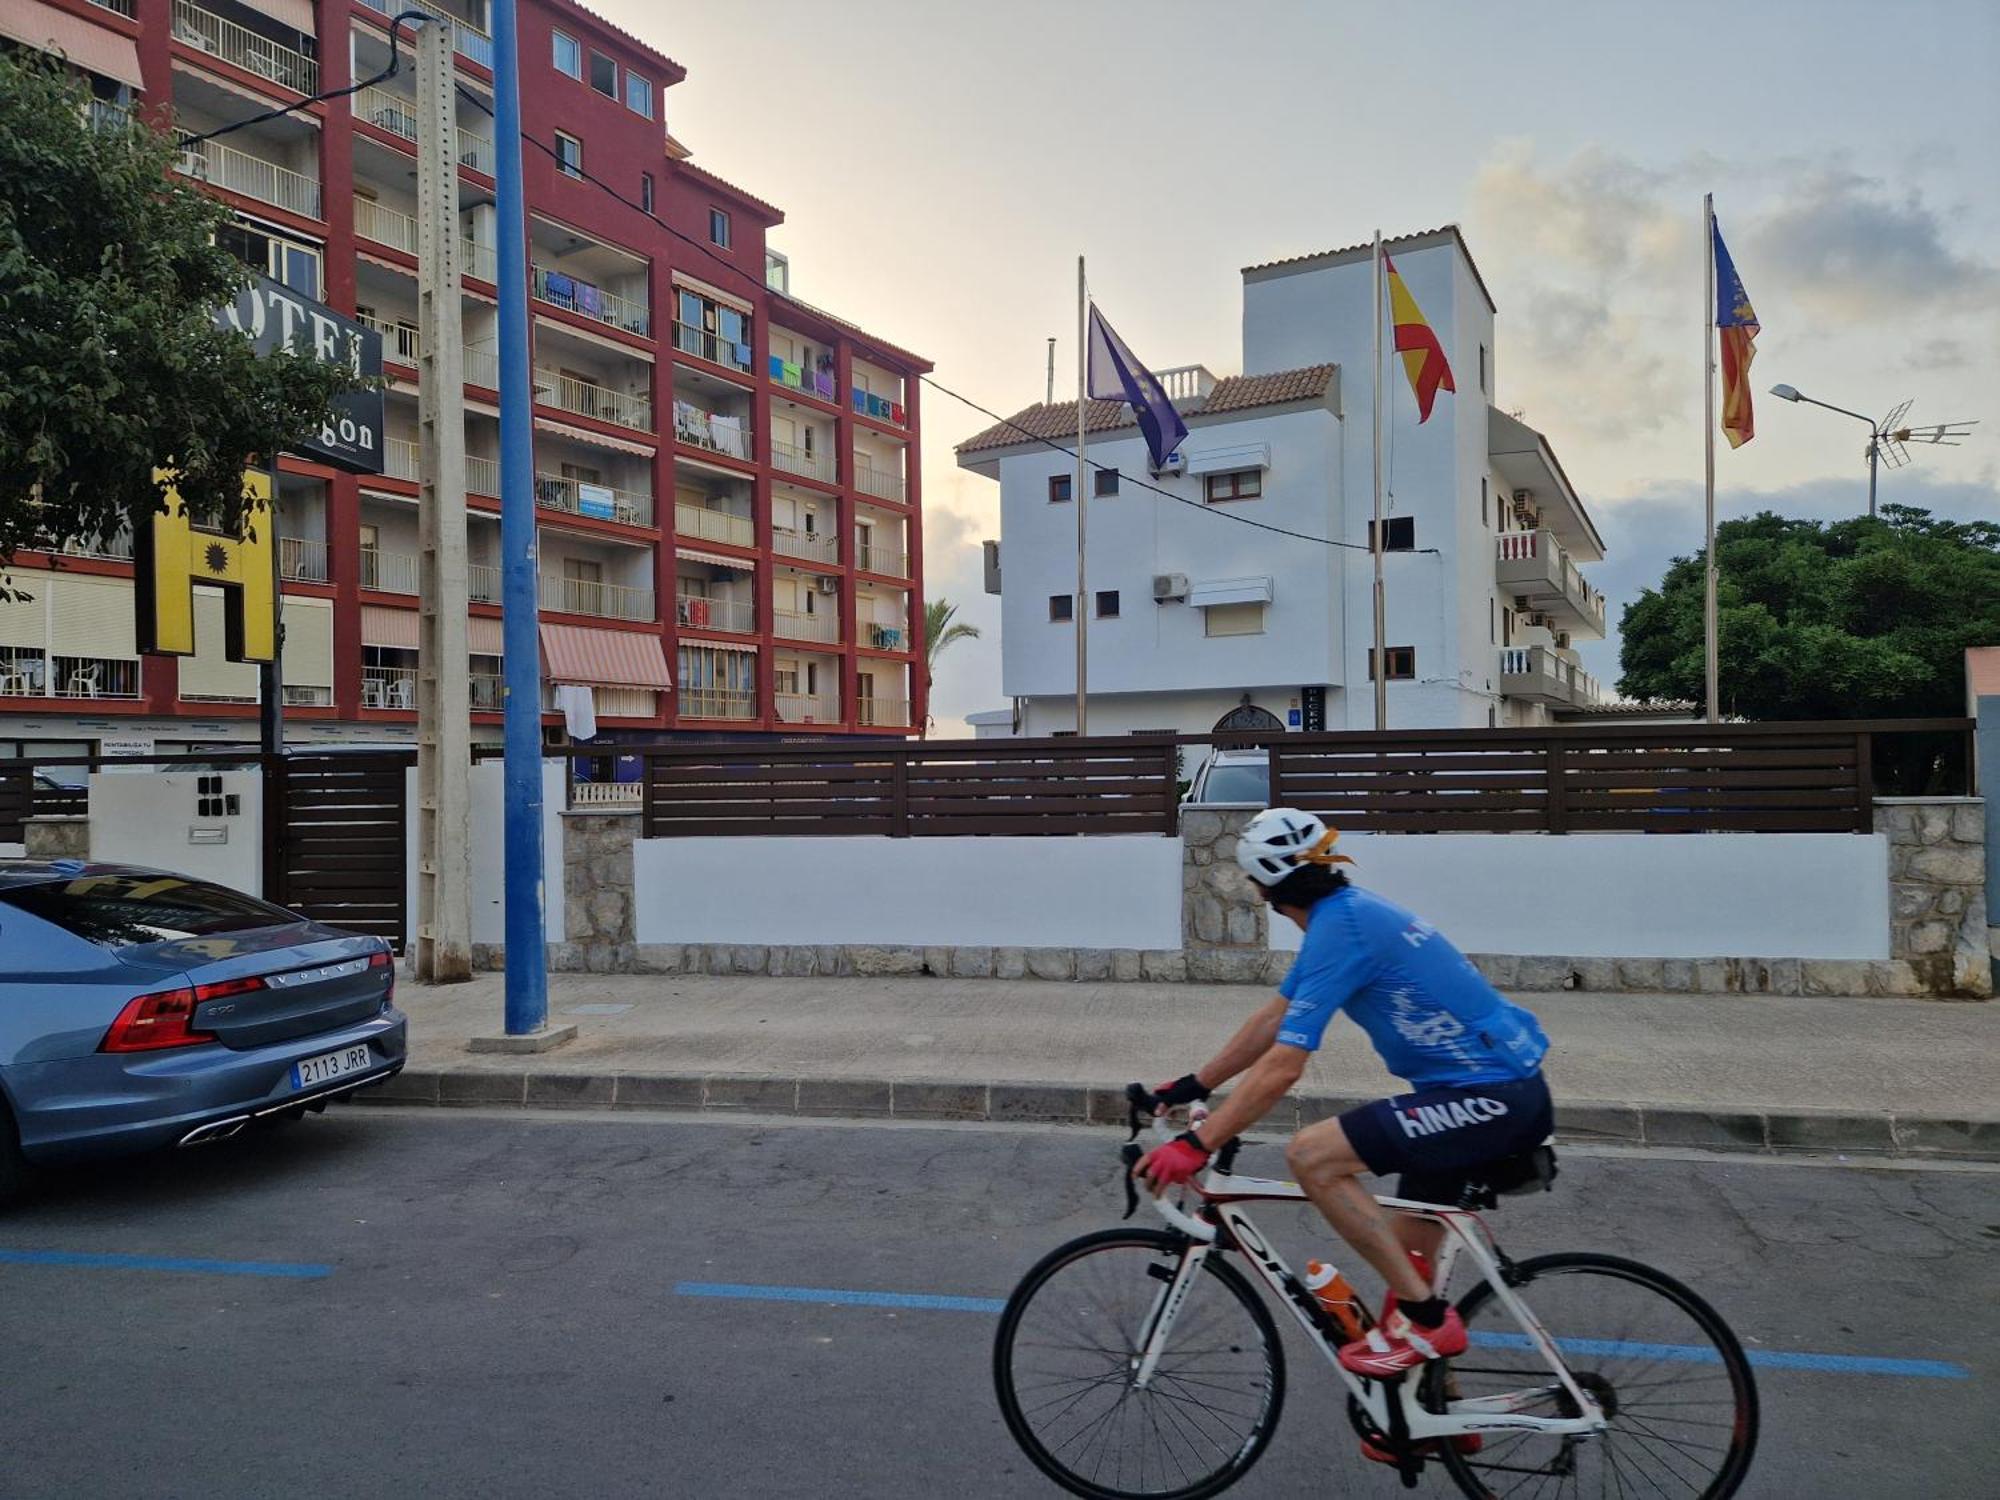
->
[1189, 996, 1289, 1093]
[1189, 1041, 1308, 1150]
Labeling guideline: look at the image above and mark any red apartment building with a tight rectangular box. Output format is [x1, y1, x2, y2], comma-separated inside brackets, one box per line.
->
[0, 0, 931, 765]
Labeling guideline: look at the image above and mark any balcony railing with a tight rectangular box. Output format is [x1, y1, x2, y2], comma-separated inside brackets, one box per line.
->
[466, 239, 497, 282]
[538, 573, 655, 621]
[282, 684, 333, 707]
[178, 140, 321, 220]
[58, 530, 135, 561]
[672, 405, 750, 459]
[279, 535, 329, 582]
[536, 472, 654, 526]
[468, 562, 500, 603]
[855, 542, 908, 577]
[353, 85, 495, 173]
[571, 779, 642, 808]
[88, 0, 136, 14]
[853, 463, 906, 503]
[353, 196, 417, 254]
[1498, 646, 1601, 708]
[673, 321, 752, 373]
[773, 608, 839, 645]
[469, 672, 504, 710]
[770, 439, 831, 483]
[0, 652, 141, 700]
[676, 595, 754, 633]
[361, 664, 416, 709]
[771, 525, 837, 564]
[356, 311, 420, 363]
[679, 687, 756, 720]
[360, 545, 419, 595]
[463, 341, 498, 387]
[172, 0, 318, 94]
[357, 0, 493, 68]
[770, 357, 837, 404]
[856, 697, 911, 729]
[1495, 530, 1607, 637]
[533, 264, 649, 337]
[536, 368, 653, 433]
[385, 437, 419, 481]
[466, 453, 498, 495]
[864, 622, 909, 652]
[776, 692, 841, 725]
[674, 502, 754, 549]
[852, 388, 906, 427]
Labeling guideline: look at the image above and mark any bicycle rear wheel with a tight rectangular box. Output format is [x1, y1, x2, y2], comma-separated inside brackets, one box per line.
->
[992, 1227, 1284, 1500]
[1435, 1251, 1758, 1500]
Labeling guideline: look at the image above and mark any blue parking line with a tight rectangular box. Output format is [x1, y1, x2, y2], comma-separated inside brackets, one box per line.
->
[0, 1249, 332, 1280]
[674, 1281, 1971, 1380]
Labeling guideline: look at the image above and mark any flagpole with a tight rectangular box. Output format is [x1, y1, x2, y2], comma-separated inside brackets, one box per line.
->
[1371, 231, 1388, 732]
[1703, 194, 1719, 724]
[1075, 255, 1089, 738]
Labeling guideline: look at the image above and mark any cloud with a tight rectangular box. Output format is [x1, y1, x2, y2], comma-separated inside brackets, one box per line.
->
[1903, 337, 1970, 372]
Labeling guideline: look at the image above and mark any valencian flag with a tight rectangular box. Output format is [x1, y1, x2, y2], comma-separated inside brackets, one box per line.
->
[1383, 253, 1455, 423]
[1087, 304, 1189, 472]
[1712, 219, 1759, 448]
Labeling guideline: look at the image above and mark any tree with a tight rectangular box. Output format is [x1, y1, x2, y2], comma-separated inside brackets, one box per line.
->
[923, 597, 980, 734]
[0, 51, 359, 586]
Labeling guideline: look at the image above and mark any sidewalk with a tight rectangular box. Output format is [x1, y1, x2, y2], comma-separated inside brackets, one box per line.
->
[371, 970, 2000, 1159]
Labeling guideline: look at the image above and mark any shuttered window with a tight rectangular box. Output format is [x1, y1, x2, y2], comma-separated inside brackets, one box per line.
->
[281, 597, 333, 689]
[177, 588, 260, 701]
[48, 575, 137, 659]
[0, 586, 45, 648]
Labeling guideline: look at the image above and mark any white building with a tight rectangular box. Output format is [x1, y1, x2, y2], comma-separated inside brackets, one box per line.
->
[957, 226, 1605, 738]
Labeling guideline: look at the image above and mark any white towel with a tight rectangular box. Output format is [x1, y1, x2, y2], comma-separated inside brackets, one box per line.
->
[554, 683, 597, 741]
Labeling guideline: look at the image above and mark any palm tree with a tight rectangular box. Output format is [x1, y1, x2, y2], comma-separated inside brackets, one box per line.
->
[923, 598, 980, 735]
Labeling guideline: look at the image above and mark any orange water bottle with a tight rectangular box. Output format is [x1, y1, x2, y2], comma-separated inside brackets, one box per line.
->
[1304, 1261, 1366, 1340]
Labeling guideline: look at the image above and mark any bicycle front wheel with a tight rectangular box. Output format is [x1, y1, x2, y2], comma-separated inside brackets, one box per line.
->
[1436, 1251, 1759, 1500]
[992, 1227, 1285, 1500]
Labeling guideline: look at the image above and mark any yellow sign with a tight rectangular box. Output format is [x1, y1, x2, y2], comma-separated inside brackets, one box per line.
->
[134, 470, 276, 661]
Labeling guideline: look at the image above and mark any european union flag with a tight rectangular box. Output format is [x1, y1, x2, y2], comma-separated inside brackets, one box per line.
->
[1086, 305, 1189, 473]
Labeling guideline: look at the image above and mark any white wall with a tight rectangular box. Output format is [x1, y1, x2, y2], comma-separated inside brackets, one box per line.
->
[405, 760, 567, 946]
[634, 835, 1184, 949]
[88, 770, 263, 892]
[1268, 833, 1891, 960]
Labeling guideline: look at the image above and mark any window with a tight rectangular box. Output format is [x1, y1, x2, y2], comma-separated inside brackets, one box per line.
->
[0, 873, 296, 950]
[1489, 597, 1495, 643]
[1049, 594, 1074, 623]
[1205, 469, 1262, 503]
[1095, 590, 1120, 619]
[554, 131, 582, 178]
[1369, 516, 1416, 551]
[709, 208, 731, 248]
[1481, 476, 1489, 527]
[640, 172, 654, 214]
[625, 72, 653, 117]
[552, 30, 580, 78]
[1479, 343, 1488, 394]
[765, 250, 789, 294]
[1203, 602, 1264, 637]
[1047, 474, 1072, 503]
[1094, 468, 1120, 497]
[1368, 646, 1417, 681]
[215, 221, 321, 299]
[589, 51, 617, 98]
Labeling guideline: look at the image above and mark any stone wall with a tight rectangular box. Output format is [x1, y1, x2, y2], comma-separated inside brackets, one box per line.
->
[554, 810, 637, 973]
[22, 816, 88, 859]
[1875, 798, 1991, 998]
[1180, 808, 1267, 948]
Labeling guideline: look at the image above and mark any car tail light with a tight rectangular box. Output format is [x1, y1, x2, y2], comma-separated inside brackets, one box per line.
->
[194, 975, 268, 1002]
[369, 948, 395, 1006]
[100, 988, 218, 1053]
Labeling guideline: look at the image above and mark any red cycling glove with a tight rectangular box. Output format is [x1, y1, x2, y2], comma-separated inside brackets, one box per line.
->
[1137, 1131, 1211, 1189]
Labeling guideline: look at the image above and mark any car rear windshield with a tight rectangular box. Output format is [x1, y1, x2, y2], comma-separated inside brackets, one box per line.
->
[1202, 765, 1270, 803]
[0, 874, 298, 948]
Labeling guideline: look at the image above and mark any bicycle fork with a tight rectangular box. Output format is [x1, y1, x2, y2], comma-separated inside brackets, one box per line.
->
[1130, 1243, 1211, 1389]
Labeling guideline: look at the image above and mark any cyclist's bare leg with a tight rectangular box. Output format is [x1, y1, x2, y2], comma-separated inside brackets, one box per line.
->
[1286, 1117, 1431, 1302]
[1396, 1216, 1446, 1269]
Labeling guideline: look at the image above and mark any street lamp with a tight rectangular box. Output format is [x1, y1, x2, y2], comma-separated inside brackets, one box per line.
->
[1768, 384, 1886, 517]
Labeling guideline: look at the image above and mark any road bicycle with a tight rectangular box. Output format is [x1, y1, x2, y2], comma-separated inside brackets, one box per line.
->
[993, 1085, 1758, 1498]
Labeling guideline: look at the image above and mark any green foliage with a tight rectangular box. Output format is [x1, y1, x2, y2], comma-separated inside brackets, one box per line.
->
[1618, 505, 2000, 721]
[0, 50, 358, 581]
[924, 596, 980, 688]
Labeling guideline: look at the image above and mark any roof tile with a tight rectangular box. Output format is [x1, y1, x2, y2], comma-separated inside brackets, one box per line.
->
[954, 365, 1336, 457]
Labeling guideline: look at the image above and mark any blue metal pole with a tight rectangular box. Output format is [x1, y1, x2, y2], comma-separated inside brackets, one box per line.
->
[489, 0, 547, 1034]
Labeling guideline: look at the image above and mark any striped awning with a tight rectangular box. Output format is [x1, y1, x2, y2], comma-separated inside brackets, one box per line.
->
[675, 547, 754, 571]
[539, 623, 672, 689]
[534, 416, 655, 459]
[236, 0, 315, 33]
[2, 0, 143, 88]
[360, 604, 418, 649]
[468, 615, 504, 655]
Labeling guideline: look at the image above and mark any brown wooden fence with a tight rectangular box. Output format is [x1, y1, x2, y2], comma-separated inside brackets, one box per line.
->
[627, 719, 1972, 838]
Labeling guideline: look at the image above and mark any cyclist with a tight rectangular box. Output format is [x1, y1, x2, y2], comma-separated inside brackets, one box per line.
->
[1135, 806, 1552, 1384]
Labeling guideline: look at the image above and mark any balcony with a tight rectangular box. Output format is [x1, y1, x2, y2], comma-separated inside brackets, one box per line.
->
[362, 664, 416, 709]
[774, 608, 839, 645]
[467, 454, 498, 495]
[385, 437, 419, 481]
[279, 536, 328, 582]
[356, 311, 419, 363]
[1498, 646, 1600, 708]
[680, 687, 756, 720]
[360, 545, 419, 595]
[776, 692, 840, 725]
[771, 525, 837, 565]
[673, 321, 752, 374]
[88, 0, 136, 14]
[533, 264, 649, 338]
[178, 139, 321, 220]
[571, 779, 641, 808]
[536, 368, 653, 433]
[538, 573, 655, 622]
[468, 562, 500, 603]
[1495, 530, 1607, 638]
[851, 389, 907, 427]
[0, 652, 141, 700]
[676, 595, 754, 633]
[357, 0, 493, 69]
[852, 462, 906, 503]
[857, 697, 911, 729]
[674, 502, 753, 550]
[770, 439, 832, 484]
[536, 472, 654, 527]
[673, 405, 750, 460]
[172, 1, 317, 94]
[864, 623, 909, 652]
[354, 197, 417, 254]
[470, 671, 504, 710]
[353, 85, 495, 173]
[282, 684, 333, 707]
[57, 531, 135, 562]
[770, 356, 836, 404]
[856, 541, 908, 577]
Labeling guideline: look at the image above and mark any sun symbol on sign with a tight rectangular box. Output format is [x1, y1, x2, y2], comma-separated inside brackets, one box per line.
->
[204, 542, 230, 574]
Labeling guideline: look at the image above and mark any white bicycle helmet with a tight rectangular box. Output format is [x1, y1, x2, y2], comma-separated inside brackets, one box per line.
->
[1234, 807, 1352, 887]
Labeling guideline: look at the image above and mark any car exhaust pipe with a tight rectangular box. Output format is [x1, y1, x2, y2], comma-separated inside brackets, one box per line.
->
[178, 1115, 251, 1147]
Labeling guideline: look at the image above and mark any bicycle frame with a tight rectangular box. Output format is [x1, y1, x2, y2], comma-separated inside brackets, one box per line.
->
[1132, 1124, 1607, 1444]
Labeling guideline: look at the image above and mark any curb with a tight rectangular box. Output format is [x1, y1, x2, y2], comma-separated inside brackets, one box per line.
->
[353, 1069, 2000, 1162]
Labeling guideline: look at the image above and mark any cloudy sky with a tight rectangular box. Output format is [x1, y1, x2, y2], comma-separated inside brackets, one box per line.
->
[600, 0, 2000, 726]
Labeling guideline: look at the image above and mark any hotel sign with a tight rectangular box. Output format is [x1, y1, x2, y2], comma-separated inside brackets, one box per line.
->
[212, 273, 384, 474]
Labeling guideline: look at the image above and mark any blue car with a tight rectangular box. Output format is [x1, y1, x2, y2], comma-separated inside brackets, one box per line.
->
[0, 860, 407, 1207]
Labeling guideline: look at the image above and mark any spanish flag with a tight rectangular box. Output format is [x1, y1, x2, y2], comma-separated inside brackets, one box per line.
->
[1383, 253, 1454, 424]
[1713, 219, 1759, 448]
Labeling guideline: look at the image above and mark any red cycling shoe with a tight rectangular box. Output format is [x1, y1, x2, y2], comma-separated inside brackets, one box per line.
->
[1359, 1432, 1484, 1466]
[1337, 1307, 1469, 1377]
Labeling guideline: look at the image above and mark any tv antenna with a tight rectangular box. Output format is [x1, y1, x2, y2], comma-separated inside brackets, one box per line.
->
[1875, 401, 1976, 471]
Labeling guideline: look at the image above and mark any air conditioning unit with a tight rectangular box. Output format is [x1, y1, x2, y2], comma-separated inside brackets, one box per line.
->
[1153, 450, 1186, 476]
[1553, 631, 1571, 650]
[1153, 572, 1190, 602]
[813, 575, 840, 595]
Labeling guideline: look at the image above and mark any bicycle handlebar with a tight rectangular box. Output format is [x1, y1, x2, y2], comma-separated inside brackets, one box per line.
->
[1118, 1082, 1231, 1243]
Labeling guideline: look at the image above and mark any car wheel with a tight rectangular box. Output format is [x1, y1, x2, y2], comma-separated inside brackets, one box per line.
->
[0, 1096, 32, 1211]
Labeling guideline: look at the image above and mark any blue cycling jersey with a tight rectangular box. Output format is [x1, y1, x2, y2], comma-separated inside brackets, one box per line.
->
[1277, 885, 1548, 1089]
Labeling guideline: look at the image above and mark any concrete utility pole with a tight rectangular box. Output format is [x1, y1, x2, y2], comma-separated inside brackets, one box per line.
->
[413, 17, 473, 982]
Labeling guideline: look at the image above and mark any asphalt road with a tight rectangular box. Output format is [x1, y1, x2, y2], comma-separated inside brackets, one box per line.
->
[1, 1109, 1993, 1499]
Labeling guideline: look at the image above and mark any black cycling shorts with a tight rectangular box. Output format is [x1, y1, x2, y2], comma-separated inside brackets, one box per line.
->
[1338, 1073, 1554, 1206]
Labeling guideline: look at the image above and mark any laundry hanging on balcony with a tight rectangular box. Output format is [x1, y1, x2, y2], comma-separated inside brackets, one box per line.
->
[553, 684, 596, 741]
